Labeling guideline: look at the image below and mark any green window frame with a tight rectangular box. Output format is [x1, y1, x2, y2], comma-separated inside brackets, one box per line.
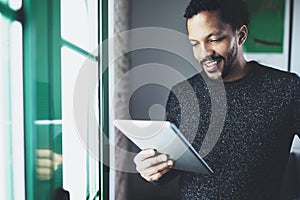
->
[1, 0, 109, 199]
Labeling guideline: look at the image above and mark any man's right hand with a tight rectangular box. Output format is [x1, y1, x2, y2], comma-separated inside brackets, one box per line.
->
[133, 149, 174, 182]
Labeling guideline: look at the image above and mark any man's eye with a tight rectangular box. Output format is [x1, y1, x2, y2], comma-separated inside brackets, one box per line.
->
[191, 43, 199, 47]
[209, 37, 224, 43]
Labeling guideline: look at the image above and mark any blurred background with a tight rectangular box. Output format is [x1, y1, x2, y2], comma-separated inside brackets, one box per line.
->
[0, 0, 299, 199]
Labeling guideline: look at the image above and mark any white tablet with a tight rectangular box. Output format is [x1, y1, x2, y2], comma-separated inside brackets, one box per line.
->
[113, 119, 213, 174]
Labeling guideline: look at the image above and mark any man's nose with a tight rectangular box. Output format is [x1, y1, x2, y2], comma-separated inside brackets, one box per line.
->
[194, 43, 214, 62]
[199, 43, 214, 59]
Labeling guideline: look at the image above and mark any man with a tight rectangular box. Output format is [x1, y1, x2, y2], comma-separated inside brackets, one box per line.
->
[133, 0, 300, 199]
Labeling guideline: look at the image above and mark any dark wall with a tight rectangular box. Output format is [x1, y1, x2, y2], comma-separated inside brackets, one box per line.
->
[127, 0, 195, 199]
[129, 0, 197, 120]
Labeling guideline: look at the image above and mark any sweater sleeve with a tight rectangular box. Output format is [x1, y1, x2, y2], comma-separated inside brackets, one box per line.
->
[165, 87, 181, 128]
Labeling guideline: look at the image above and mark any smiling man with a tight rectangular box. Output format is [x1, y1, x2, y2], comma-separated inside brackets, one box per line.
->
[133, 0, 300, 199]
[187, 9, 248, 82]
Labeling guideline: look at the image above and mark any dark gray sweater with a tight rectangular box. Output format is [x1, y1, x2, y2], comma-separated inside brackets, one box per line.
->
[165, 62, 300, 200]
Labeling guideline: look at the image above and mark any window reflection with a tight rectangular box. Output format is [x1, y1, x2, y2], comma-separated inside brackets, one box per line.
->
[9, 0, 22, 10]
[0, 0, 8, 5]
[0, 13, 13, 200]
[0, 15, 25, 200]
[61, 0, 98, 52]
[62, 47, 90, 199]
[10, 20, 25, 200]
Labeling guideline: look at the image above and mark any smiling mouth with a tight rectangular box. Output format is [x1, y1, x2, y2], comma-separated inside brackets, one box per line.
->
[203, 59, 220, 72]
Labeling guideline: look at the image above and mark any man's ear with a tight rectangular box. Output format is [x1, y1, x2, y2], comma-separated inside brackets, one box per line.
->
[238, 25, 248, 45]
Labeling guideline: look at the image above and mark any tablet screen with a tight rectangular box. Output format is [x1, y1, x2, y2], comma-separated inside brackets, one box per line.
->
[113, 119, 213, 174]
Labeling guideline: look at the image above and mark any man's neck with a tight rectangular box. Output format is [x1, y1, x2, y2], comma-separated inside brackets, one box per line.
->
[223, 58, 249, 82]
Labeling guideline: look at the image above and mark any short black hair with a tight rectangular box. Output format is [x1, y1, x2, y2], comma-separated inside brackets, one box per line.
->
[184, 0, 250, 30]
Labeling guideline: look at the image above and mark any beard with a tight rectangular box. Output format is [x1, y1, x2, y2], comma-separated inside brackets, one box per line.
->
[221, 42, 238, 79]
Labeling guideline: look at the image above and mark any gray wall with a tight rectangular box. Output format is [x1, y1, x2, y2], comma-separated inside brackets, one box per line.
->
[130, 0, 188, 32]
[127, 1, 194, 199]
[129, 0, 198, 120]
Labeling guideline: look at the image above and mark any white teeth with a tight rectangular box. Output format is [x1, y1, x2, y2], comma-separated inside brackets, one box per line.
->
[205, 60, 217, 67]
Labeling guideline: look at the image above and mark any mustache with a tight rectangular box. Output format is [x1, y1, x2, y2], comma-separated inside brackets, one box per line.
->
[200, 55, 223, 65]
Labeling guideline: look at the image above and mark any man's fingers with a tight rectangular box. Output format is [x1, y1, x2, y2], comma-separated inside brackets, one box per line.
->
[37, 174, 52, 181]
[36, 149, 52, 158]
[150, 168, 170, 181]
[142, 168, 171, 182]
[142, 160, 174, 177]
[36, 167, 52, 181]
[133, 149, 156, 164]
[36, 158, 52, 167]
[137, 154, 169, 172]
[36, 167, 52, 176]
[134, 149, 174, 182]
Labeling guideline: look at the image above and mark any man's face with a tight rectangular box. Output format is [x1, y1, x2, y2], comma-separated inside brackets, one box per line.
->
[187, 10, 239, 80]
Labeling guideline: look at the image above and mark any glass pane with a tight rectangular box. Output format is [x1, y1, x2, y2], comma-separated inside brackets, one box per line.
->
[61, 46, 99, 199]
[9, 0, 22, 10]
[0, 13, 14, 200]
[0, 15, 25, 200]
[10, 21, 25, 200]
[34, 119, 62, 197]
[0, 0, 8, 4]
[61, 0, 98, 52]
[21, 1, 63, 199]
[34, 51, 62, 199]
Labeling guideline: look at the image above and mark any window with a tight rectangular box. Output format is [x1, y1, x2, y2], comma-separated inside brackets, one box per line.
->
[0, 2, 25, 200]
[1, 0, 109, 199]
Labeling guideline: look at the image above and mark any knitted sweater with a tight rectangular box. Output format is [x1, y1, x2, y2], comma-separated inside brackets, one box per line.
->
[165, 61, 300, 200]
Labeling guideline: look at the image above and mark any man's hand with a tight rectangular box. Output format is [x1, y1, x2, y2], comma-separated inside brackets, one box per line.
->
[133, 149, 174, 182]
[36, 149, 62, 181]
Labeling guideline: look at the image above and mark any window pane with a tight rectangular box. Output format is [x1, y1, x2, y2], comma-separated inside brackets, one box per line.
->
[61, 46, 99, 199]
[61, 0, 98, 52]
[0, 14, 25, 200]
[61, 47, 89, 199]
[0, 0, 8, 4]
[10, 20, 25, 200]
[0, 13, 14, 200]
[8, 0, 22, 10]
